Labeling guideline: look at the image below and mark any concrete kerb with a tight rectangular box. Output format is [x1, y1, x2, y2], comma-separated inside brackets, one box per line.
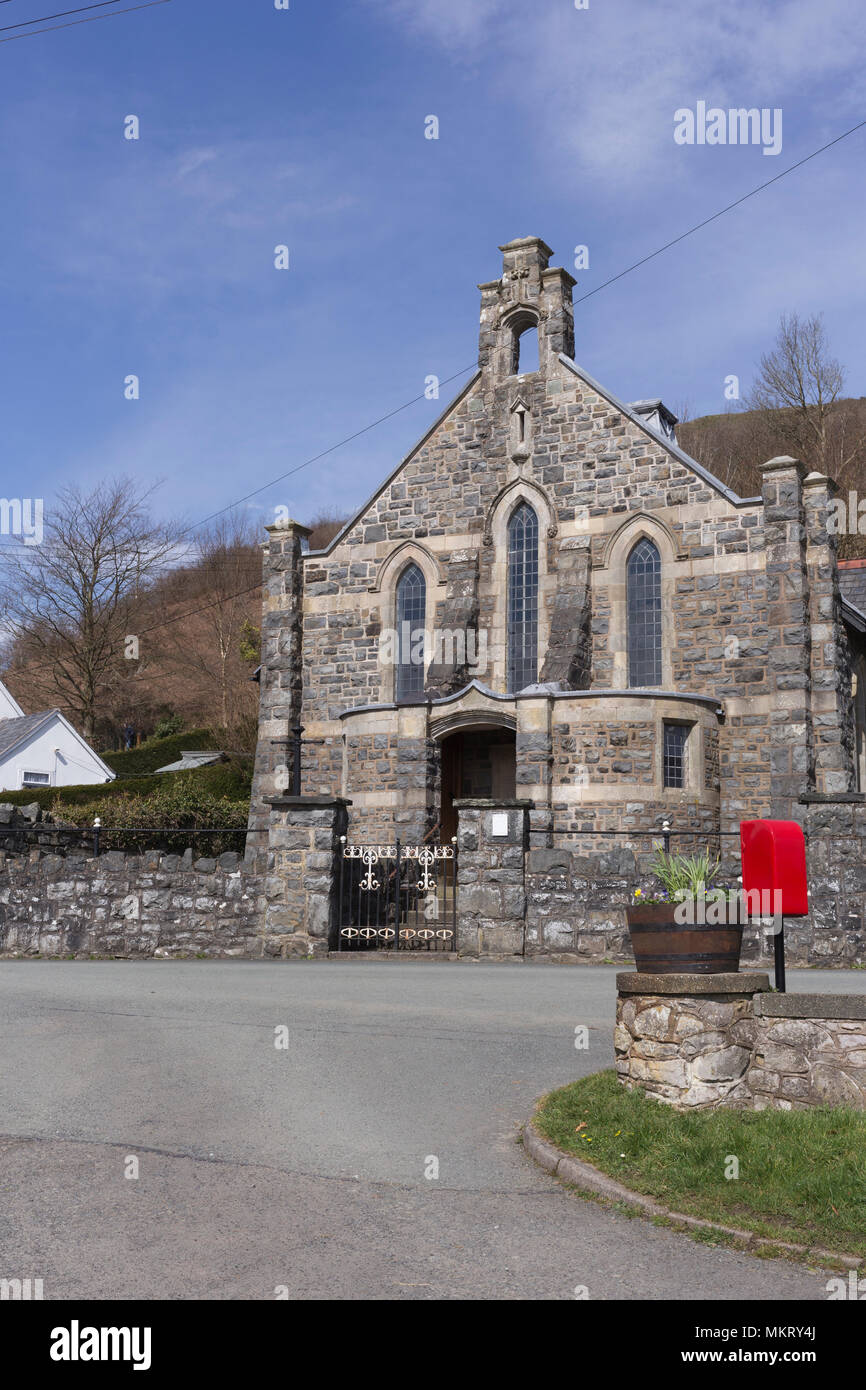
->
[522, 1103, 863, 1270]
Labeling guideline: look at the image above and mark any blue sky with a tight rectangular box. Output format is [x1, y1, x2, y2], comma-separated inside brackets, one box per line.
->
[1, 0, 865, 536]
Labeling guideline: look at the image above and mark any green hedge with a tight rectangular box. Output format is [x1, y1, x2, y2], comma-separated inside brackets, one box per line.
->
[60, 780, 249, 855]
[0, 760, 252, 813]
[1, 766, 252, 862]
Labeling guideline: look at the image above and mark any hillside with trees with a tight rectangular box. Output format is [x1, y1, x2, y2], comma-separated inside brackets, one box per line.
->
[0, 496, 347, 755]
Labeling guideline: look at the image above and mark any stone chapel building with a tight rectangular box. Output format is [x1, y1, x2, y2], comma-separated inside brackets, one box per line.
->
[246, 236, 866, 867]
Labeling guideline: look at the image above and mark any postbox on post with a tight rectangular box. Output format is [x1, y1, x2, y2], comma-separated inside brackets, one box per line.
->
[740, 819, 809, 992]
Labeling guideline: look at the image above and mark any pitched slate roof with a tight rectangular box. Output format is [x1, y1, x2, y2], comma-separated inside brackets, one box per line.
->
[0, 710, 58, 759]
[839, 561, 866, 621]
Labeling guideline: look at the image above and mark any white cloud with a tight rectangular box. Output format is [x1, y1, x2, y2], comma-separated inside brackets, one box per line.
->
[372, 0, 509, 49]
[372, 0, 866, 183]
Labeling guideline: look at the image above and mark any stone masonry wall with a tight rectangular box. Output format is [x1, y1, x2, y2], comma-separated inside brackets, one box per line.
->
[0, 848, 264, 958]
[524, 830, 866, 967]
[616, 973, 866, 1111]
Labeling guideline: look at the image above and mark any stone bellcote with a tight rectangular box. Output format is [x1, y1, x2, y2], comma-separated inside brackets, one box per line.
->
[478, 237, 576, 382]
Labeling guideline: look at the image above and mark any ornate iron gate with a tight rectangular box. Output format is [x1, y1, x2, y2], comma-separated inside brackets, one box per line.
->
[336, 835, 458, 952]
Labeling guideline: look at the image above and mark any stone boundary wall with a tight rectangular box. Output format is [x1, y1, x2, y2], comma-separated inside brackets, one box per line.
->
[0, 797, 350, 962]
[615, 973, 866, 1111]
[0, 803, 97, 857]
[0, 849, 265, 959]
[525, 838, 866, 968]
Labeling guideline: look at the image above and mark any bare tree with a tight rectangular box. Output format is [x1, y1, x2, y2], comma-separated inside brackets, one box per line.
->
[745, 312, 864, 483]
[159, 512, 261, 736]
[0, 479, 183, 739]
[306, 507, 350, 551]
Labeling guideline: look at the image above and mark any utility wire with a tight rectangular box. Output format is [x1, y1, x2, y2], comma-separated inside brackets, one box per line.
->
[184, 363, 479, 535]
[574, 116, 866, 305]
[2, 577, 264, 685]
[0, 2, 122, 33]
[0, 0, 169, 42]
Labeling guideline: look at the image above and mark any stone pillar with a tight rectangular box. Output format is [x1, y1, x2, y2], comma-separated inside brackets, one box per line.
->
[246, 520, 312, 867]
[260, 796, 349, 957]
[760, 457, 812, 819]
[802, 471, 856, 794]
[616, 972, 771, 1109]
[424, 549, 480, 697]
[455, 798, 530, 957]
[395, 704, 434, 844]
[516, 696, 552, 827]
[540, 536, 592, 688]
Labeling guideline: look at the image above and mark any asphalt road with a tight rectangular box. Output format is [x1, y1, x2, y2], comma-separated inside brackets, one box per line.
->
[0, 961, 857, 1301]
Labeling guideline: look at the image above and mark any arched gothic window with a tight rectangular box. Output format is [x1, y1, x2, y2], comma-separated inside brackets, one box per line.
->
[507, 503, 539, 692]
[627, 538, 662, 687]
[395, 563, 426, 701]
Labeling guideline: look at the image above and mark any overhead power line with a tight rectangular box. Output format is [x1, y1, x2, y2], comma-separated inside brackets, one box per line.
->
[0, 0, 170, 42]
[0, 2, 123, 33]
[574, 116, 866, 306]
[185, 363, 480, 536]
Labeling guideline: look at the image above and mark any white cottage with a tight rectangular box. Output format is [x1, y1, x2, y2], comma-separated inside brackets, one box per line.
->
[0, 681, 115, 792]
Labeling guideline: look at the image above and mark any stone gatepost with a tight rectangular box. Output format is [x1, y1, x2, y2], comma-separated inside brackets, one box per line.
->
[455, 798, 531, 957]
[260, 796, 349, 958]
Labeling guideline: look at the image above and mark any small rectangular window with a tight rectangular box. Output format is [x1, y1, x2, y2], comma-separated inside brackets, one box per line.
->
[663, 724, 689, 789]
[22, 770, 50, 786]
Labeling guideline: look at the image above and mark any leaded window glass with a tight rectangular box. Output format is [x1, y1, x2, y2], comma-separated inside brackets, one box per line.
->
[507, 502, 539, 692]
[395, 563, 426, 701]
[627, 538, 662, 686]
[663, 722, 689, 789]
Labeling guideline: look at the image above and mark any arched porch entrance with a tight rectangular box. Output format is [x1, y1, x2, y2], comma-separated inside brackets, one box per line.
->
[438, 722, 517, 842]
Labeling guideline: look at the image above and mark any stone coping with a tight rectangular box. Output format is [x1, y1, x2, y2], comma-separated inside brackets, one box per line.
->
[616, 971, 771, 995]
[452, 798, 534, 809]
[754, 992, 866, 1020]
[264, 796, 352, 807]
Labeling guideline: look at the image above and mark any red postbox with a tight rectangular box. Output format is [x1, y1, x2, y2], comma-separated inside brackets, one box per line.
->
[740, 820, 809, 991]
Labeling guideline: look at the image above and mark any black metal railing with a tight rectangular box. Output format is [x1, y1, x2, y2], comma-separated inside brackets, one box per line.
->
[0, 822, 247, 859]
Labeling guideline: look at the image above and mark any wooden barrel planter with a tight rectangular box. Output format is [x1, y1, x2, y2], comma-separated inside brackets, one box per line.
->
[626, 902, 743, 974]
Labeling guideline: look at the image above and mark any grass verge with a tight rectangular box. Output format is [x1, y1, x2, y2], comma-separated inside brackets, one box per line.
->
[535, 1070, 866, 1259]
